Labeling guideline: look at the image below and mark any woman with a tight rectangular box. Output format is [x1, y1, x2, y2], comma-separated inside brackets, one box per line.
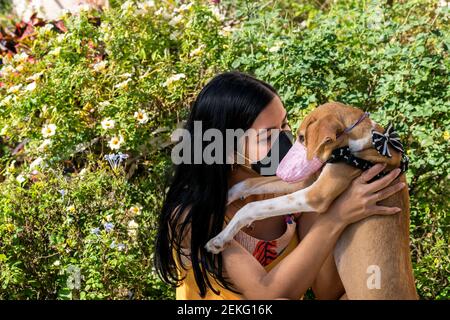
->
[154, 71, 405, 300]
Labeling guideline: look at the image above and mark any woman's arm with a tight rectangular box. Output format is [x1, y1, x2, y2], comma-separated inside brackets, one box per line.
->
[222, 164, 405, 299]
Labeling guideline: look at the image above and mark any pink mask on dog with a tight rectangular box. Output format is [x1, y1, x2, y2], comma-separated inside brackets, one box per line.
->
[276, 141, 325, 183]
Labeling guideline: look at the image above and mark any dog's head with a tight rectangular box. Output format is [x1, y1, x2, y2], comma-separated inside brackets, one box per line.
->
[276, 102, 403, 182]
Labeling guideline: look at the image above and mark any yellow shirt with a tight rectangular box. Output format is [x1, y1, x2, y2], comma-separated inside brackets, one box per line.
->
[174, 225, 300, 300]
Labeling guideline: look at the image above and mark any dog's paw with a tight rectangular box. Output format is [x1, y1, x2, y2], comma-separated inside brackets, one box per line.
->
[227, 181, 249, 205]
[205, 236, 229, 254]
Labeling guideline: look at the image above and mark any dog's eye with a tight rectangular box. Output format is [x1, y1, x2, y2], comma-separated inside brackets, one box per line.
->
[298, 134, 305, 143]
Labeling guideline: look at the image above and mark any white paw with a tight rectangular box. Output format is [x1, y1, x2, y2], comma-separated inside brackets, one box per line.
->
[204, 235, 229, 254]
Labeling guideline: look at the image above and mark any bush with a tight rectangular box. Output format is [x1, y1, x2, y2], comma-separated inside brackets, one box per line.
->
[0, 0, 448, 299]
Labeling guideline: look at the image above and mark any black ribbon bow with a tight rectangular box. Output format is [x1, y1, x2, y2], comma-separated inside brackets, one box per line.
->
[371, 123, 405, 158]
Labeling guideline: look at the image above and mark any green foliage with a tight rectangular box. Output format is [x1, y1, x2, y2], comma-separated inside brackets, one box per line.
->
[0, 0, 449, 299]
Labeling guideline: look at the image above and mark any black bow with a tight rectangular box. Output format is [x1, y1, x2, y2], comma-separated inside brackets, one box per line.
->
[371, 123, 405, 158]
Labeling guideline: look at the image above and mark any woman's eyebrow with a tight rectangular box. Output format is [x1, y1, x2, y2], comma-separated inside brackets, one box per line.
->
[258, 112, 288, 134]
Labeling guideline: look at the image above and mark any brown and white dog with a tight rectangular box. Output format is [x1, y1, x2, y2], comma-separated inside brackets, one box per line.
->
[205, 102, 417, 299]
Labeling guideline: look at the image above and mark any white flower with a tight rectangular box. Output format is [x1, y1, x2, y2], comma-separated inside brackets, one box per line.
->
[138, 0, 155, 11]
[42, 24, 54, 33]
[438, 0, 449, 8]
[121, 0, 134, 12]
[38, 139, 52, 151]
[169, 31, 181, 40]
[42, 124, 57, 138]
[78, 4, 91, 12]
[25, 82, 37, 92]
[0, 125, 8, 136]
[66, 205, 76, 213]
[99, 101, 111, 108]
[16, 175, 26, 183]
[163, 73, 186, 87]
[129, 205, 142, 216]
[210, 6, 225, 21]
[1, 65, 16, 77]
[26, 71, 43, 81]
[108, 135, 124, 150]
[268, 41, 283, 53]
[49, 47, 62, 56]
[114, 78, 132, 89]
[30, 157, 44, 169]
[53, 260, 61, 267]
[219, 25, 234, 37]
[119, 72, 133, 78]
[7, 84, 22, 94]
[189, 44, 205, 57]
[13, 52, 29, 64]
[127, 219, 139, 238]
[93, 60, 108, 72]
[101, 118, 115, 130]
[134, 110, 149, 124]
[169, 14, 183, 26]
[155, 7, 164, 15]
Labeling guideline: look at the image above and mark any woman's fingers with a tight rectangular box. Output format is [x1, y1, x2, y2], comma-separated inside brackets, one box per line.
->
[370, 181, 406, 203]
[358, 163, 387, 183]
[366, 167, 402, 193]
[368, 205, 402, 216]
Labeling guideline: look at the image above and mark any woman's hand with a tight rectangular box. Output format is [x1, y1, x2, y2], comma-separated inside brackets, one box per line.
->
[326, 163, 405, 227]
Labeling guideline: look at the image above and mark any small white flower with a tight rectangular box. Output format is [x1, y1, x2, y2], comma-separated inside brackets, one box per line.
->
[49, 47, 62, 56]
[101, 118, 115, 130]
[93, 60, 108, 72]
[53, 260, 61, 266]
[129, 205, 142, 216]
[42, 24, 54, 33]
[169, 14, 183, 26]
[26, 71, 44, 82]
[127, 219, 139, 238]
[169, 31, 181, 40]
[25, 82, 37, 92]
[119, 72, 133, 78]
[108, 135, 124, 150]
[66, 205, 76, 213]
[189, 44, 205, 57]
[121, 0, 134, 12]
[99, 101, 111, 108]
[38, 139, 52, 151]
[7, 84, 23, 94]
[114, 78, 132, 89]
[138, 0, 155, 11]
[16, 175, 26, 183]
[268, 41, 283, 53]
[155, 7, 164, 16]
[163, 73, 186, 87]
[210, 6, 225, 21]
[134, 110, 149, 124]
[42, 124, 57, 138]
[219, 25, 234, 37]
[0, 125, 8, 136]
[30, 157, 44, 169]
[128, 220, 139, 229]
[78, 4, 91, 12]
[13, 52, 29, 64]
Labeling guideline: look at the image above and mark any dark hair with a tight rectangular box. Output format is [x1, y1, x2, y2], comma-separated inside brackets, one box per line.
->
[154, 71, 278, 297]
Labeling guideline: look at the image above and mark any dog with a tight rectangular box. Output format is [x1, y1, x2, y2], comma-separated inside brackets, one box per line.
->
[205, 102, 417, 299]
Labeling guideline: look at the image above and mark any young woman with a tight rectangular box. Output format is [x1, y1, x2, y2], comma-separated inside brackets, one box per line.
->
[154, 71, 405, 300]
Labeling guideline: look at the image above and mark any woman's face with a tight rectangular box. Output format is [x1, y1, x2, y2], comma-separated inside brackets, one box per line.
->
[244, 95, 291, 162]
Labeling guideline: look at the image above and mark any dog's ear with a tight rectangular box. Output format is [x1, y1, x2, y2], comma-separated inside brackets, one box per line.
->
[306, 116, 344, 161]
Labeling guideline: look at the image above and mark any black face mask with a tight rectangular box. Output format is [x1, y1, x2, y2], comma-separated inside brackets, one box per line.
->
[250, 130, 294, 176]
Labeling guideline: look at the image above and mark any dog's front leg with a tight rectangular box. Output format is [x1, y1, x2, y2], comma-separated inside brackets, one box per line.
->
[205, 186, 316, 253]
[227, 175, 315, 205]
[205, 163, 361, 253]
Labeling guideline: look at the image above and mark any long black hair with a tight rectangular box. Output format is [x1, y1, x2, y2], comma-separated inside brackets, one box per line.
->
[154, 71, 279, 297]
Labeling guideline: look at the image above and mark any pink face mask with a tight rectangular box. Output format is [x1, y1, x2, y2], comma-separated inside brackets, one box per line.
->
[276, 141, 325, 183]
